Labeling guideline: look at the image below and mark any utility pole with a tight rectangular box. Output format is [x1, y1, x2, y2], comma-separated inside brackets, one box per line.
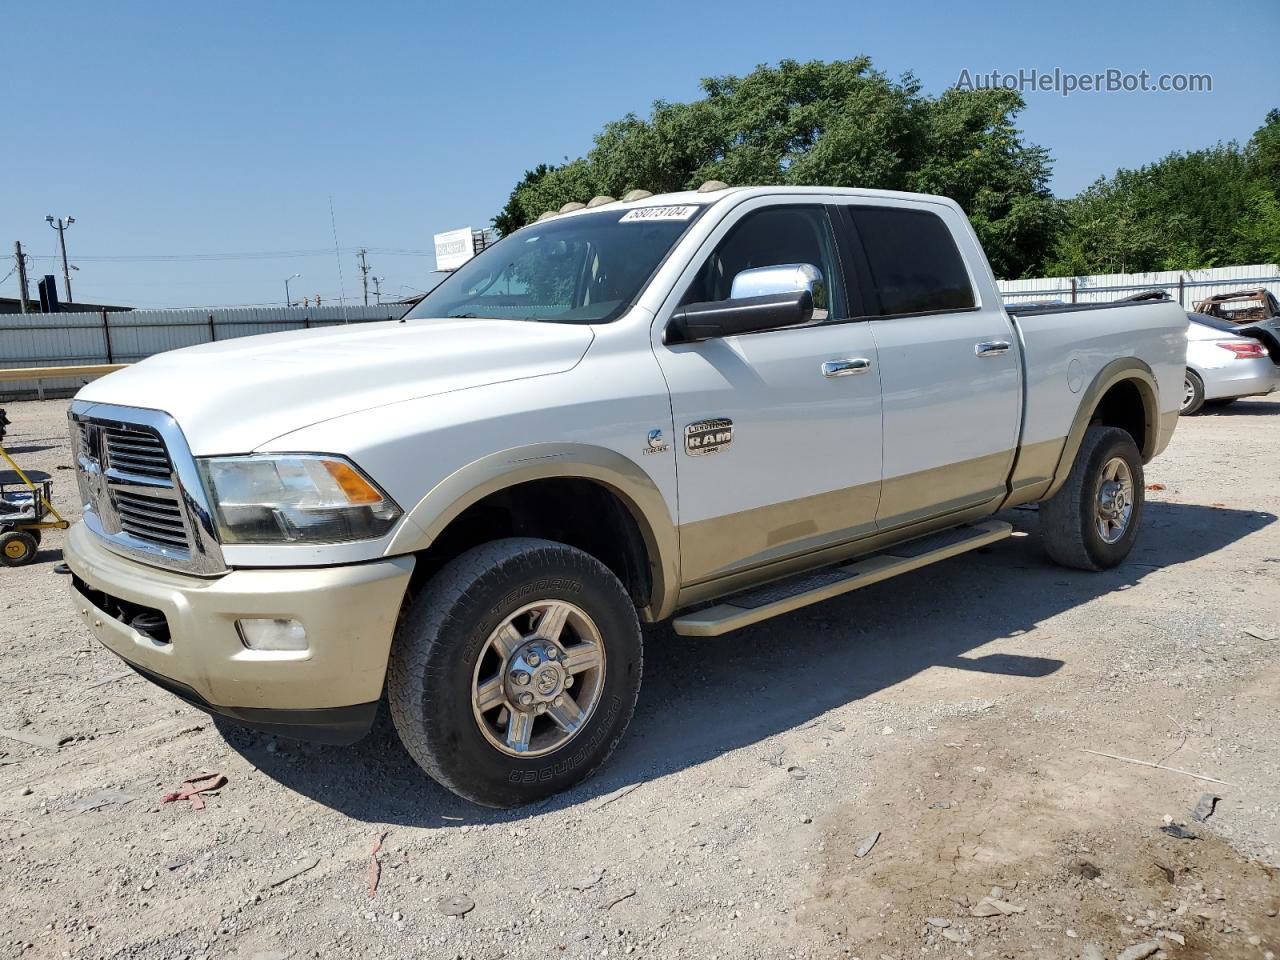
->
[371, 276, 383, 305]
[13, 241, 31, 313]
[45, 215, 75, 302]
[356, 248, 370, 306]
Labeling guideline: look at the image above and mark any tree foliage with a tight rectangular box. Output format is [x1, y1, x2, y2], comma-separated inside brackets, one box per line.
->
[493, 59, 1059, 278]
[493, 59, 1280, 279]
[1047, 110, 1280, 274]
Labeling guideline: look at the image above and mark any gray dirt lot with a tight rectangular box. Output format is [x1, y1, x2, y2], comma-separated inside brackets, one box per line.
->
[1, 396, 1278, 960]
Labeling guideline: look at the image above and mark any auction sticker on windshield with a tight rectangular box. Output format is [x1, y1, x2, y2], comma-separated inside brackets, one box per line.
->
[620, 205, 699, 222]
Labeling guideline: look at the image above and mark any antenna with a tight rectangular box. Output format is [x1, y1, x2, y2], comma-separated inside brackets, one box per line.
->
[328, 196, 349, 323]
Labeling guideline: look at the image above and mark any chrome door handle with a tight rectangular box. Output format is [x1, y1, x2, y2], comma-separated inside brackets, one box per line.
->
[975, 340, 1011, 357]
[822, 358, 872, 378]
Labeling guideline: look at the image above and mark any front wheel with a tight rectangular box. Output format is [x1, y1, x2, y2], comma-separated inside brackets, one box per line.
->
[388, 538, 642, 807]
[1039, 426, 1144, 571]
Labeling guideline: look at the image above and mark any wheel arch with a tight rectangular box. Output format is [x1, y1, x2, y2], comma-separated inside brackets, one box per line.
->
[386, 444, 680, 621]
[1043, 359, 1161, 501]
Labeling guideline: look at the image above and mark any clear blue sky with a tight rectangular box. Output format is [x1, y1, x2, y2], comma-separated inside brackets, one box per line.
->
[4, 0, 1276, 309]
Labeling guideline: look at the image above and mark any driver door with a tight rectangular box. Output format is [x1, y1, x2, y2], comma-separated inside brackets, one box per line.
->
[653, 199, 883, 587]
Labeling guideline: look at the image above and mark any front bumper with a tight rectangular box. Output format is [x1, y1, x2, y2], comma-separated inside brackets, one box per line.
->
[64, 521, 414, 744]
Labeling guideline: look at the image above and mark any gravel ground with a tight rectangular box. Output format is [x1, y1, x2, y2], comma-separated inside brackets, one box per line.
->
[1, 396, 1278, 960]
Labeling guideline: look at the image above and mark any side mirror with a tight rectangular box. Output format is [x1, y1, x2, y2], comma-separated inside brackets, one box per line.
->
[729, 262, 825, 302]
[667, 290, 814, 344]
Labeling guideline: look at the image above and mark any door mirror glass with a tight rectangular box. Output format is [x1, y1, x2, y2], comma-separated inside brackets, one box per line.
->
[729, 263, 825, 304]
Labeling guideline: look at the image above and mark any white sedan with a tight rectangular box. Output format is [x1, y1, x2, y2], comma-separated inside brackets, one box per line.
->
[1183, 313, 1280, 414]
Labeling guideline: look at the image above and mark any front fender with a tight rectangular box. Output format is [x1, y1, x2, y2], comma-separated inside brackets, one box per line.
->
[387, 443, 681, 621]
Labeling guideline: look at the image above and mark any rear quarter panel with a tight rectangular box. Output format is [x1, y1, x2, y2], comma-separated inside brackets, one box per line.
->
[1012, 301, 1188, 463]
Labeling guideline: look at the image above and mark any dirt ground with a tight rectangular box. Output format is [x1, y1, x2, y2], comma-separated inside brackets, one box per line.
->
[1, 396, 1278, 960]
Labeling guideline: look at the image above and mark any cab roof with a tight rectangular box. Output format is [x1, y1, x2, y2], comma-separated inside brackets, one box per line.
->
[539, 184, 963, 223]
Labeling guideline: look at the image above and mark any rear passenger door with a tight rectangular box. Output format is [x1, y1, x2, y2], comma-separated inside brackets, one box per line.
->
[839, 202, 1021, 529]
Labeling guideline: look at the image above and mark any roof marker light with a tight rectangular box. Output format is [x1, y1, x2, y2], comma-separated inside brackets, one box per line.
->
[558, 201, 586, 213]
[621, 189, 653, 202]
[586, 195, 616, 208]
[697, 180, 730, 193]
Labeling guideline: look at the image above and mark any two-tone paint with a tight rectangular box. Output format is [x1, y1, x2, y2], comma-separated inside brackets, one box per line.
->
[67, 185, 1188, 717]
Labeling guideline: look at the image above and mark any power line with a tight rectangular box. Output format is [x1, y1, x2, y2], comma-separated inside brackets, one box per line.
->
[21, 246, 435, 263]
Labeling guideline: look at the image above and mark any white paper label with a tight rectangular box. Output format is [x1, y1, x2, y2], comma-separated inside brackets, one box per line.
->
[619, 205, 698, 223]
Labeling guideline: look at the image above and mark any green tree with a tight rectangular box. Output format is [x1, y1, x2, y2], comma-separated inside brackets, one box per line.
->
[492, 59, 1059, 277]
[1048, 112, 1280, 274]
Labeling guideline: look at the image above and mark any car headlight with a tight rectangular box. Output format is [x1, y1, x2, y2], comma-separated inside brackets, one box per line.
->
[198, 455, 402, 544]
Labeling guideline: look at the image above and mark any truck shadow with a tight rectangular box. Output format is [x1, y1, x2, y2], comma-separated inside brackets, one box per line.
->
[1196, 399, 1280, 416]
[216, 500, 1274, 825]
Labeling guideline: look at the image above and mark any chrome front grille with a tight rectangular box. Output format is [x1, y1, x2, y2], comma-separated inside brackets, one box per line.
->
[69, 403, 226, 575]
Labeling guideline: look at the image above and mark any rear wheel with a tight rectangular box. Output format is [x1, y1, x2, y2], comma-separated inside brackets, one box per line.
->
[0, 530, 38, 567]
[1040, 426, 1144, 571]
[1181, 369, 1205, 415]
[388, 538, 642, 807]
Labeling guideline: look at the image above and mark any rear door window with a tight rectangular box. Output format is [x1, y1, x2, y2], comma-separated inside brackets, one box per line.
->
[849, 207, 975, 316]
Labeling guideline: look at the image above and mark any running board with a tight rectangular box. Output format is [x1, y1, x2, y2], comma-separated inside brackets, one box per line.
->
[671, 519, 1013, 637]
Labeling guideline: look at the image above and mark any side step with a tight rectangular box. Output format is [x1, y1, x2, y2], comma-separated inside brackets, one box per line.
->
[671, 519, 1013, 637]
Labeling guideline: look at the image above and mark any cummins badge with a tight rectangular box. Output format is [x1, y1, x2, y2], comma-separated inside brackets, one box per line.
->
[685, 418, 733, 456]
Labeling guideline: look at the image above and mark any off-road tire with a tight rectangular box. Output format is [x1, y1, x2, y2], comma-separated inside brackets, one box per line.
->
[0, 530, 38, 567]
[387, 538, 643, 807]
[1039, 426, 1144, 571]
[1181, 369, 1205, 415]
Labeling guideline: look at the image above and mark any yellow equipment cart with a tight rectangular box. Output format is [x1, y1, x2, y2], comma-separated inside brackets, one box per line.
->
[1, 444, 70, 567]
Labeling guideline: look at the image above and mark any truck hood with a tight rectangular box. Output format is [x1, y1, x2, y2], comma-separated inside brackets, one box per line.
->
[75, 317, 595, 454]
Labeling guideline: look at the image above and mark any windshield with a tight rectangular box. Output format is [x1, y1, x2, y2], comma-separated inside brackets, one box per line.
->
[405, 206, 705, 325]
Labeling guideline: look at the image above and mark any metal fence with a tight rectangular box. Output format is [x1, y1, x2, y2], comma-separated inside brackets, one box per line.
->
[0, 304, 406, 401]
[997, 263, 1280, 308]
[6, 264, 1279, 401]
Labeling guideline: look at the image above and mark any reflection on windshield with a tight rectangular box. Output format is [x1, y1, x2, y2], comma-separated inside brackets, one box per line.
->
[404, 208, 703, 325]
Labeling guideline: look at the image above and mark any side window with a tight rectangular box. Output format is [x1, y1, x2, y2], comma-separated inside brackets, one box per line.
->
[683, 205, 846, 321]
[849, 207, 975, 315]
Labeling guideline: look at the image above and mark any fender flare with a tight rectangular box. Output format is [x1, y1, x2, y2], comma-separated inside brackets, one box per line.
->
[1043, 358, 1161, 501]
[386, 443, 681, 621]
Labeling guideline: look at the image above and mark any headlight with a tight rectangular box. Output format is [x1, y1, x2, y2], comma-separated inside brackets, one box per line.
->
[198, 455, 402, 544]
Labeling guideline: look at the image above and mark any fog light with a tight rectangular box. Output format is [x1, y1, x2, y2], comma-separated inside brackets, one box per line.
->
[236, 618, 308, 651]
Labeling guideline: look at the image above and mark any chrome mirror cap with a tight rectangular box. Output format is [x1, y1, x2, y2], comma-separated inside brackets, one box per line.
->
[729, 263, 824, 302]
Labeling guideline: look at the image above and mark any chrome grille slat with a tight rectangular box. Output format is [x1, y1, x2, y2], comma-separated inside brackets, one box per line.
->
[118, 519, 188, 544]
[113, 492, 183, 516]
[107, 446, 169, 462]
[115, 502, 185, 527]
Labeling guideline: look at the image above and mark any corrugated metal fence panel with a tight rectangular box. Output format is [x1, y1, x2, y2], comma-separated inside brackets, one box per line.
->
[0, 304, 405, 400]
[997, 264, 1280, 307]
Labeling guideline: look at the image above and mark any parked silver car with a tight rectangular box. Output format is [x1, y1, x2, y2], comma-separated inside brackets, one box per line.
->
[1183, 313, 1280, 414]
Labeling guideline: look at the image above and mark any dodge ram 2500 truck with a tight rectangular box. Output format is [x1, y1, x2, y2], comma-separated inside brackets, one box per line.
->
[65, 185, 1188, 807]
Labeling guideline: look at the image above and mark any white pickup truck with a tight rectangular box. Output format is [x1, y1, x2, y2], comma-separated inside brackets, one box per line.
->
[65, 185, 1188, 806]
